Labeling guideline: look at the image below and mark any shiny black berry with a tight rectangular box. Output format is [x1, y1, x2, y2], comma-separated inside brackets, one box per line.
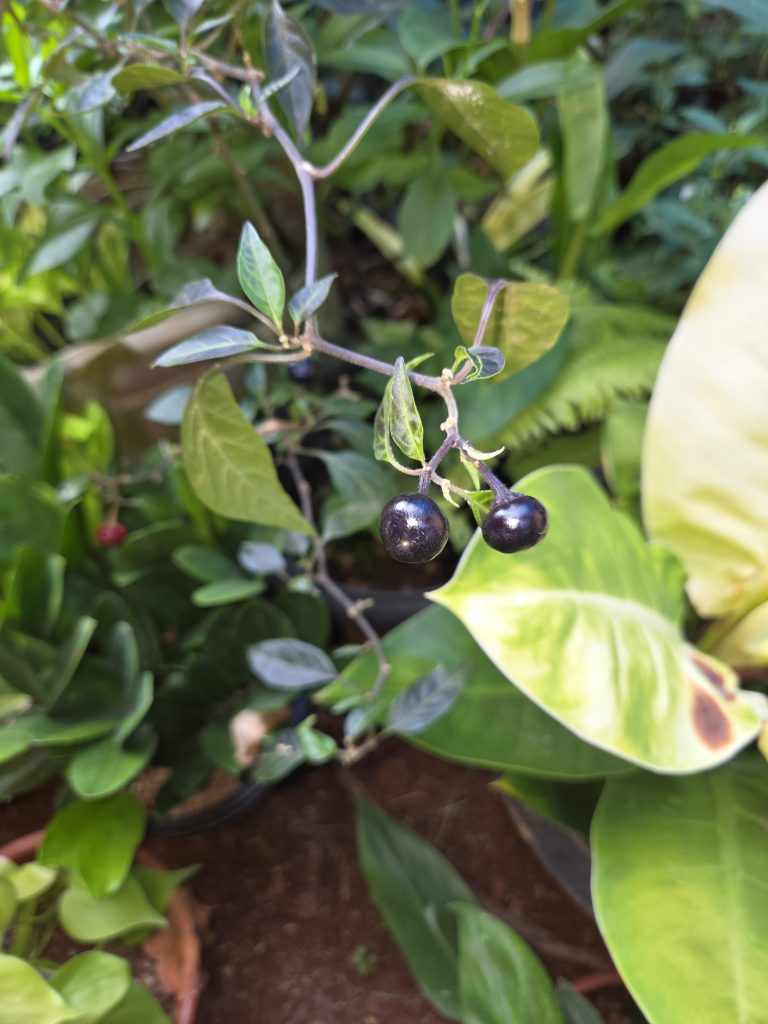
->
[379, 493, 449, 564]
[481, 494, 548, 554]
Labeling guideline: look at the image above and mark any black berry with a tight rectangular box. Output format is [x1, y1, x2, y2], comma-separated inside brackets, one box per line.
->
[379, 493, 449, 564]
[481, 494, 548, 554]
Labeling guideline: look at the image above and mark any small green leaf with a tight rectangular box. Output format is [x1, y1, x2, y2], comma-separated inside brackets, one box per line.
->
[59, 874, 165, 944]
[453, 345, 505, 382]
[451, 275, 569, 379]
[264, 0, 317, 138]
[173, 544, 240, 583]
[288, 273, 337, 326]
[456, 904, 562, 1024]
[51, 952, 131, 1024]
[0, 955, 79, 1024]
[66, 732, 157, 800]
[296, 716, 338, 764]
[390, 356, 425, 463]
[398, 170, 456, 268]
[192, 578, 266, 606]
[356, 799, 474, 1019]
[236, 222, 286, 327]
[419, 79, 539, 179]
[40, 794, 146, 899]
[126, 101, 226, 152]
[557, 981, 607, 1024]
[112, 65, 189, 92]
[247, 638, 336, 690]
[182, 373, 312, 533]
[556, 53, 608, 223]
[7, 861, 58, 902]
[153, 326, 262, 367]
[388, 666, 467, 735]
[133, 864, 198, 914]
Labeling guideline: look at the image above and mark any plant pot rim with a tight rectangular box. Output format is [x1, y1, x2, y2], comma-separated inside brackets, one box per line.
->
[0, 830, 201, 1024]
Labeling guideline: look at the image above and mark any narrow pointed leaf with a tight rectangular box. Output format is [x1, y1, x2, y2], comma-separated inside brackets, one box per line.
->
[126, 101, 225, 152]
[264, 0, 317, 138]
[390, 356, 425, 463]
[236, 222, 285, 327]
[288, 273, 337, 326]
[154, 326, 262, 367]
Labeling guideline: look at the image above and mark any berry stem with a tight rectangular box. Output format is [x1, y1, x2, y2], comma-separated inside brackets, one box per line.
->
[471, 456, 510, 500]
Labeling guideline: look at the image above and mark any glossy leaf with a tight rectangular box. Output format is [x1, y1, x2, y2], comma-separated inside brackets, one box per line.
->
[323, 605, 626, 779]
[388, 665, 467, 735]
[100, 982, 171, 1024]
[643, 181, 768, 623]
[398, 4, 457, 69]
[390, 356, 425, 462]
[419, 79, 538, 179]
[456, 904, 562, 1024]
[153, 326, 262, 367]
[296, 716, 338, 763]
[288, 273, 337, 325]
[66, 732, 156, 799]
[192, 578, 265, 606]
[112, 65, 188, 92]
[7, 861, 58, 902]
[356, 798, 474, 1019]
[556, 54, 607, 222]
[40, 794, 146, 899]
[0, 477, 65, 562]
[451, 275, 569, 379]
[248, 638, 336, 690]
[51, 952, 131, 1024]
[398, 169, 456, 268]
[592, 759, 768, 1024]
[431, 466, 767, 772]
[182, 373, 311, 533]
[0, 956, 79, 1024]
[59, 874, 165, 943]
[127, 101, 225, 152]
[454, 345, 505, 382]
[594, 133, 767, 234]
[264, 0, 317, 138]
[236, 222, 285, 327]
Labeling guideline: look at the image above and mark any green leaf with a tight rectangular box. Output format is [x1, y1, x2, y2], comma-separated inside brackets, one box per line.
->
[0, 875, 17, 934]
[527, 0, 655, 60]
[59, 873, 165, 943]
[165, 0, 206, 29]
[0, 352, 42, 478]
[326, 605, 624, 778]
[182, 372, 311, 533]
[557, 981, 607, 1024]
[643, 181, 768, 625]
[133, 864, 197, 914]
[0, 477, 65, 563]
[236, 222, 286, 327]
[388, 666, 466, 736]
[398, 169, 456, 268]
[288, 273, 337, 326]
[40, 794, 146, 899]
[7, 861, 58, 902]
[556, 54, 607, 222]
[592, 759, 768, 1024]
[419, 79, 539, 179]
[0, 955, 79, 1024]
[192, 578, 265, 606]
[247, 638, 336, 690]
[173, 544, 240, 583]
[499, 298, 670, 451]
[252, 727, 306, 782]
[594, 133, 767, 235]
[431, 466, 767, 772]
[455, 904, 562, 1024]
[356, 799, 474, 1019]
[66, 732, 157, 800]
[398, 4, 458, 70]
[100, 982, 171, 1024]
[296, 716, 338, 764]
[264, 0, 317, 138]
[51, 952, 131, 1024]
[389, 356, 425, 463]
[451, 275, 569, 379]
[45, 616, 97, 707]
[601, 399, 646, 507]
[127, 100, 226, 152]
[153, 326, 262, 367]
[453, 345, 505, 382]
[112, 65, 189, 91]
[25, 218, 100, 277]
[4, 549, 65, 637]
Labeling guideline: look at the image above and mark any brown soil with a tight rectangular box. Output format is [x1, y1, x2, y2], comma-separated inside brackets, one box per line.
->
[0, 745, 637, 1024]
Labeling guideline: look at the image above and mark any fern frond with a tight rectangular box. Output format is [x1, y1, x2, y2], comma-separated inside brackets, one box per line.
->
[499, 301, 673, 452]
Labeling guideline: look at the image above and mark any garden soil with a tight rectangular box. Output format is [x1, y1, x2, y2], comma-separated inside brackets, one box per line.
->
[0, 743, 637, 1024]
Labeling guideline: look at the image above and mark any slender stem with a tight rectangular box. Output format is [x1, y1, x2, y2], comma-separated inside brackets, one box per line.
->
[471, 455, 510, 499]
[472, 279, 506, 346]
[310, 77, 417, 180]
[420, 435, 458, 494]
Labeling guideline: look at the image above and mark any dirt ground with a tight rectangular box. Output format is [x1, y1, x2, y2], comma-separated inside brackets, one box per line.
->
[0, 743, 638, 1024]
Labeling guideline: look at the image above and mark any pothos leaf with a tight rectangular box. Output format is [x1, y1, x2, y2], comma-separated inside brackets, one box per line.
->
[390, 356, 425, 463]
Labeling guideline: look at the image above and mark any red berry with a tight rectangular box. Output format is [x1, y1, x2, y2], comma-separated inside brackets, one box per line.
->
[97, 523, 129, 547]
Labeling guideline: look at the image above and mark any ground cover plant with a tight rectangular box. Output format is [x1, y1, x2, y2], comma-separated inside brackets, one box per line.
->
[1, 0, 768, 1022]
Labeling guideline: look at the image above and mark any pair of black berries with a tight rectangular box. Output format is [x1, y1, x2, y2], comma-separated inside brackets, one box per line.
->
[379, 491, 548, 564]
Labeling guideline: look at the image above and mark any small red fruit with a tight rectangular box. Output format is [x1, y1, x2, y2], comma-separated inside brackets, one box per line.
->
[96, 522, 129, 547]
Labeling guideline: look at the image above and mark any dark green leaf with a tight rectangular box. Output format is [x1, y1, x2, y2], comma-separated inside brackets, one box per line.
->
[127, 101, 226, 152]
[454, 345, 505, 382]
[398, 4, 458, 70]
[247, 638, 336, 689]
[182, 373, 311, 533]
[154, 326, 262, 367]
[0, 477, 64, 563]
[356, 799, 474, 1019]
[191, 578, 265, 606]
[252, 727, 306, 782]
[100, 982, 171, 1024]
[112, 65, 189, 92]
[264, 0, 317, 138]
[296, 715, 338, 763]
[66, 731, 157, 800]
[388, 666, 466, 735]
[456, 904, 562, 1024]
[236, 222, 285, 326]
[172, 544, 241, 583]
[556, 54, 607, 222]
[288, 273, 337, 326]
[557, 981, 607, 1024]
[0, 353, 42, 477]
[398, 169, 456, 267]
